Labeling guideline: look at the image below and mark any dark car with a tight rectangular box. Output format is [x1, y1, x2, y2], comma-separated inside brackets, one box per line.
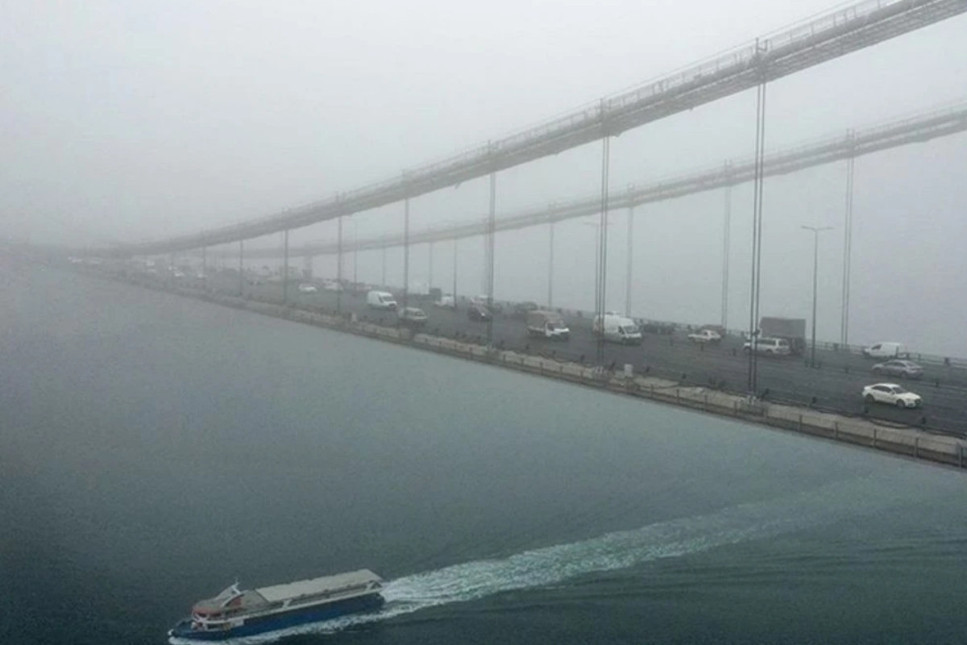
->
[398, 306, 428, 328]
[512, 301, 540, 318]
[471, 295, 504, 315]
[467, 304, 492, 322]
[640, 321, 676, 335]
[871, 359, 923, 380]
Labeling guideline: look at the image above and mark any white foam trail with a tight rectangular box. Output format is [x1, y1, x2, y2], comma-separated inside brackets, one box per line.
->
[170, 473, 924, 644]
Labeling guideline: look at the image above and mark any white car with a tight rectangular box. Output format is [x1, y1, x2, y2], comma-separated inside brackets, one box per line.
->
[688, 329, 722, 344]
[297, 283, 318, 293]
[434, 295, 456, 309]
[470, 295, 503, 313]
[862, 383, 923, 409]
[742, 337, 791, 355]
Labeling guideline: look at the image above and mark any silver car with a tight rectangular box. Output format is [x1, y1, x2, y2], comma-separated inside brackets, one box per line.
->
[871, 359, 923, 380]
[398, 306, 428, 327]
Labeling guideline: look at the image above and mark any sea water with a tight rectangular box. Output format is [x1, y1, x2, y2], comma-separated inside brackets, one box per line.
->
[3, 263, 966, 645]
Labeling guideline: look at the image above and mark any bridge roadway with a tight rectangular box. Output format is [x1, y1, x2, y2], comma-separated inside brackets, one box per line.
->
[195, 273, 967, 438]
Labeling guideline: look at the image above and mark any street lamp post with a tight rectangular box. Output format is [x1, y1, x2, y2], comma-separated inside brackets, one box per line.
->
[547, 221, 555, 308]
[583, 216, 617, 314]
[625, 206, 634, 318]
[352, 219, 358, 287]
[452, 238, 458, 305]
[381, 245, 386, 288]
[802, 225, 833, 368]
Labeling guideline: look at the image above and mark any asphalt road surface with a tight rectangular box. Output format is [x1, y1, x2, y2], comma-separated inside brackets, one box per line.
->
[131, 271, 967, 437]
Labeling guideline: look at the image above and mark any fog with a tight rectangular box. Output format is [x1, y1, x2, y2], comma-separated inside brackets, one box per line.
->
[3, 1, 967, 354]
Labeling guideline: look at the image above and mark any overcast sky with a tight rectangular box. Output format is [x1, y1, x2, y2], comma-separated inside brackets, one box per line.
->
[3, 1, 967, 354]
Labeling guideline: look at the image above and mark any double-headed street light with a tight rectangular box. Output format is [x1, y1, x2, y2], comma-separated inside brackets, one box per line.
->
[802, 225, 833, 368]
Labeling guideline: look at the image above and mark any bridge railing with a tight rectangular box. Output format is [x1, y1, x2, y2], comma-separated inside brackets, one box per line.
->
[235, 96, 967, 260]
[71, 261, 967, 440]
[809, 340, 967, 370]
[478, 330, 965, 439]
[230, 88, 967, 242]
[94, 0, 967, 258]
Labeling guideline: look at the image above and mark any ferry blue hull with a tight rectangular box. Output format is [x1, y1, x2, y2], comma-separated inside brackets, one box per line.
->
[169, 593, 384, 641]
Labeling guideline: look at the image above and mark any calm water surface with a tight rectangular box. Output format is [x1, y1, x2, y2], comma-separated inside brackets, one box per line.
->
[2, 262, 966, 644]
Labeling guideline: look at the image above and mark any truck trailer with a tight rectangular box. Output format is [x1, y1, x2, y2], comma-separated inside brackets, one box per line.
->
[759, 317, 806, 355]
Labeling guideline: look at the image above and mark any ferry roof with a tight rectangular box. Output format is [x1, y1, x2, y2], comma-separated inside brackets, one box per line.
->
[256, 569, 382, 603]
[193, 588, 268, 615]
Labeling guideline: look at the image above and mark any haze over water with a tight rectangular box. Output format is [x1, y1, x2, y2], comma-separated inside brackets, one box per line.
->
[3, 262, 967, 645]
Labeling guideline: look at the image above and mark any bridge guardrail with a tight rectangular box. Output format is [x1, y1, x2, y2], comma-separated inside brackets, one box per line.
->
[69, 264, 967, 448]
[418, 340, 967, 470]
[809, 340, 967, 370]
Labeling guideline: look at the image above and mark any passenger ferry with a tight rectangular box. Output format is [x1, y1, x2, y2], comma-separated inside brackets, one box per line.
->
[168, 569, 385, 641]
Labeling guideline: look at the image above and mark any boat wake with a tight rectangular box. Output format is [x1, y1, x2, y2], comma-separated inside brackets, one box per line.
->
[170, 473, 917, 644]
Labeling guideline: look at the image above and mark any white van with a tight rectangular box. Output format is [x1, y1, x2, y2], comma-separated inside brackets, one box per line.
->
[592, 314, 642, 345]
[366, 290, 398, 311]
[862, 342, 907, 359]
